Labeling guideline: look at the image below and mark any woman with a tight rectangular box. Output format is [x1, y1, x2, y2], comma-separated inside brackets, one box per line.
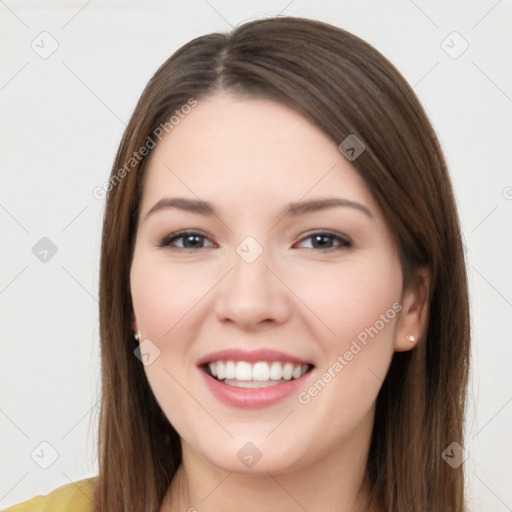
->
[6, 15, 470, 512]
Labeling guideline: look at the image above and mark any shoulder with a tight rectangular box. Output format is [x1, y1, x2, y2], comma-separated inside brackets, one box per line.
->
[2, 477, 96, 512]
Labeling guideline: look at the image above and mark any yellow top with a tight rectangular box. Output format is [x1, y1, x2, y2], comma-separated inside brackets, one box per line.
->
[2, 477, 96, 512]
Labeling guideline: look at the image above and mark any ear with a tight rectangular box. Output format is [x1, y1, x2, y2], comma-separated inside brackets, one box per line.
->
[131, 316, 138, 334]
[394, 266, 431, 352]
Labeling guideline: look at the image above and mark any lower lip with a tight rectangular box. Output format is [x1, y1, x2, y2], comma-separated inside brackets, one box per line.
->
[199, 367, 313, 409]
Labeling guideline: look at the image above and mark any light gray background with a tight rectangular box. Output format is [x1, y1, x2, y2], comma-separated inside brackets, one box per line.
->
[1, 1, 511, 510]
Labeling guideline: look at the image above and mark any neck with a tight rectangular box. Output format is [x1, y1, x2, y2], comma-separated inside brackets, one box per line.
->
[161, 407, 378, 512]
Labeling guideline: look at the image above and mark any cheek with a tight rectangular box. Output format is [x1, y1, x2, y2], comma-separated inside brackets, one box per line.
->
[290, 254, 403, 346]
[130, 256, 207, 427]
[130, 255, 207, 339]
[296, 261, 402, 416]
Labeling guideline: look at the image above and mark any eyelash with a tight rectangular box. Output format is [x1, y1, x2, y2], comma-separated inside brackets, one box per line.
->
[157, 230, 352, 251]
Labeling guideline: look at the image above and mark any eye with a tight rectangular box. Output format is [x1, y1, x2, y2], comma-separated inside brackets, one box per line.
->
[157, 231, 215, 250]
[157, 230, 352, 251]
[295, 231, 352, 251]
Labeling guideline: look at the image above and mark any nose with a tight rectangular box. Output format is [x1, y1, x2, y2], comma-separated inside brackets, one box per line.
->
[213, 239, 291, 330]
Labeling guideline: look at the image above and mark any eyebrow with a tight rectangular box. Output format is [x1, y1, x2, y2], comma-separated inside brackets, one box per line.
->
[144, 196, 373, 221]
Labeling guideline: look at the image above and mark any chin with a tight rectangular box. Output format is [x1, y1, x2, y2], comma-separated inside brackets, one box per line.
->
[191, 434, 312, 476]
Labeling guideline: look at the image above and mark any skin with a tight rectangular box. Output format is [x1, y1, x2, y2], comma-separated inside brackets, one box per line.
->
[129, 92, 430, 512]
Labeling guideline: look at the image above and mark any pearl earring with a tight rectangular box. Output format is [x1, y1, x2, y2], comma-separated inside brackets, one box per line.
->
[134, 331, 140, 341]
[406, 335, 415, 343]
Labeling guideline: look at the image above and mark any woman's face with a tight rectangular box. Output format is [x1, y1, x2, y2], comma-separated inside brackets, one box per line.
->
[130, 92, 417, 475]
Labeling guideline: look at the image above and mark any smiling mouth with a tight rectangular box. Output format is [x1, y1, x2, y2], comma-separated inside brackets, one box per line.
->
[201, 360, 315, 388]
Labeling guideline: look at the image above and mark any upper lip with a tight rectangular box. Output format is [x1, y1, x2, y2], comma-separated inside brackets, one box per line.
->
[196, 348, 314, 367]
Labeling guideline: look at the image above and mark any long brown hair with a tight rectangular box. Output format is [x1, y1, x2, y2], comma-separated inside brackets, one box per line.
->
[95, 16, 470, 512]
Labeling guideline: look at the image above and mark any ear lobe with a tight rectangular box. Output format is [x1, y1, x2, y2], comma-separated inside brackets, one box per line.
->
[394, 266, 431, 352]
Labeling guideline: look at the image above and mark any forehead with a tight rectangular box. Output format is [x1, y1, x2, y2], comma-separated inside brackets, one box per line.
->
[140, 93, 376, 216]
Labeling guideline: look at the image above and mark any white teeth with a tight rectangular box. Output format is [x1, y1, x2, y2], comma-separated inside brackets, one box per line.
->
[282, 362, 294, 381]
[292, 364, 303, 379]
[225, 360, 236, 379]
[205, 360, 310, 383]
[224, 380, 279, 388]
[216, 361, 226, 380]
[269, 361, 282, 380]
[252, 362, 269, 381]
[235, 361, 252, 381]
